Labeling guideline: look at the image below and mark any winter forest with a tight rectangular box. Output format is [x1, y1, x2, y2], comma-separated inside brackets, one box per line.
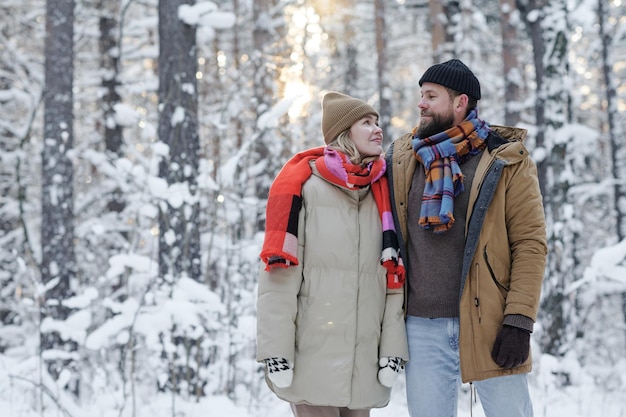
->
[0, 0, 625, 416]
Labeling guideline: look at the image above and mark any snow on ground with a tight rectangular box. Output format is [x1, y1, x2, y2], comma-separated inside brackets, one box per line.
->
[249, 378, 626, 417]
[249, 353, 626, 417]
[1, 351, 624, 416]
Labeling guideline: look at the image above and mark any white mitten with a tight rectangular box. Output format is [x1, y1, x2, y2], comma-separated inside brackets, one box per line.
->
[377, 357, 403, 388]
[265, 357, 294, 388]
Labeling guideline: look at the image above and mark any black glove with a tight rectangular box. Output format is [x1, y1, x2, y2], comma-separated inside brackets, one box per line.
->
[491, 325, 530, 369]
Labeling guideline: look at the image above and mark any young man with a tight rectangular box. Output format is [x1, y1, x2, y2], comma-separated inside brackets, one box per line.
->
[385, 59, 547, 417]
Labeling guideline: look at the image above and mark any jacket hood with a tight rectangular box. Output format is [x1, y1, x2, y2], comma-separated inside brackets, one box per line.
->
[491, 125, 527, 142]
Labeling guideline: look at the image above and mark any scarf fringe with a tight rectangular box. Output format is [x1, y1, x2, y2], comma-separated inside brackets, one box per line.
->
[382, 257, 405, 289]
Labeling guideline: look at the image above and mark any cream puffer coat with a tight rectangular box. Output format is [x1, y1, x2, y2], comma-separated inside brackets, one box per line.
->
[256, 163, 409, 409]
[385, 126, 547, 383]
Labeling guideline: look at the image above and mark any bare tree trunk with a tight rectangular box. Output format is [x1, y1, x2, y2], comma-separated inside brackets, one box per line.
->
[598, 0, 626, 336]
[157, 0, 201, 281]
[251, 0, 275, 249]
[429, 0, 446, 61]
[500, 0, 522, 126]
[429, 0, 457, 62]
[99, 0, 123, 156]
[253, 0, 274, 117]
[157, 0, 203, 398]
[518, 0, 547, 197]
[374, 0, 391, 146]
[598, 0, 624, 242]
[42, 0, 78, 395]
[98, 0, 127, 214]
[344, 35, 358, 93]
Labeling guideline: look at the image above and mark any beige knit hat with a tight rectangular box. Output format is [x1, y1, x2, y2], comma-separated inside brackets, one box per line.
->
[321, 92, 379, 144]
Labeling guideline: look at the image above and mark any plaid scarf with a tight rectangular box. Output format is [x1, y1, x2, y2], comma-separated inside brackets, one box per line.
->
[260, 146, 405, 289]
[412, 108, 490, 233]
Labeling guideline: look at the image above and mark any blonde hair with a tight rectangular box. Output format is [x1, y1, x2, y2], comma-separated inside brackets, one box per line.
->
[328, 130, 380, 167]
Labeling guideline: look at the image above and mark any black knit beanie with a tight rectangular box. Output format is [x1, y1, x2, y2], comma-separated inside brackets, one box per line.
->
[419, 59, 481, 100]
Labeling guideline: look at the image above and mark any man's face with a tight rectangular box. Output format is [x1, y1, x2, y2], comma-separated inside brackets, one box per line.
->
[416, 82, 457, 138]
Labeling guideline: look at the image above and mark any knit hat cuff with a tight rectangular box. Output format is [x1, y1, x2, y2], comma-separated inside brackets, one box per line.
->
[419, 59, 481, 100]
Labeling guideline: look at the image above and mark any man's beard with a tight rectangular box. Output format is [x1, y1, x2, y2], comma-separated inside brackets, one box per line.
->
[416, 111, 455, 138]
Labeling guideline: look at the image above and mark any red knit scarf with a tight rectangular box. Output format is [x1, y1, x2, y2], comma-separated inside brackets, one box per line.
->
[260, 146, 405, 289]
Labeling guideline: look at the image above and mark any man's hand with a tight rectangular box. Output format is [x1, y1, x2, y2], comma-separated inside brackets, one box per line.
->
[491, 325, 530, 369]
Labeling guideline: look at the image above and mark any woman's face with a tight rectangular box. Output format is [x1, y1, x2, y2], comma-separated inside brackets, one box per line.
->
[349, 114, 383, 157]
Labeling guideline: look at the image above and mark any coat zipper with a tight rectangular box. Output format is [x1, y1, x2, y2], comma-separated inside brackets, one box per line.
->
[474, 262, 481, 324]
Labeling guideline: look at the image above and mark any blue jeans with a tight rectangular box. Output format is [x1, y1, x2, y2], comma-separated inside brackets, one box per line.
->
[405, 316, 533, 417]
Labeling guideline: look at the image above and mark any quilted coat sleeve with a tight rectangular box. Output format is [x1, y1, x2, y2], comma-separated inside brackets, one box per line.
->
[256, 208, 305, 364]
[379, 287, 409, 362]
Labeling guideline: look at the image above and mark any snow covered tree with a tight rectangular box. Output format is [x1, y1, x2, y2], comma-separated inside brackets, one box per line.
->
[598, 0, 626, 336]
[374, 0, 392, 145]
[41, 0, 79, 394]
[520, 0, 574, 357]
[98, 0, 123, 157]
[0, 0, 44, 336]
[428, 0, 454, 61]
[517, 0, 612, 363]
[565, 0, 626, 378]
[156, 0, 204, 396]
[157, 0, 201, 282]
[95, 0, 129, 219]
[500, 0, 523, 126]
[598, 0, 625, 243]
[251, 0, 285, 229]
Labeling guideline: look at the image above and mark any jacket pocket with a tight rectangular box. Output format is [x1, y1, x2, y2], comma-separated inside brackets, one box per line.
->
[483, 246, 509, 294]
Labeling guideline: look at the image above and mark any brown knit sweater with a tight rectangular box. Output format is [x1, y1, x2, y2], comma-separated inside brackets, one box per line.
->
[406, 151, 482, 318]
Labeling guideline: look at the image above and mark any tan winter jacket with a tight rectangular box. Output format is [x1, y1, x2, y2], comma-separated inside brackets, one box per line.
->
[256, 163, 409, 409]
[385, 126, 547, 383]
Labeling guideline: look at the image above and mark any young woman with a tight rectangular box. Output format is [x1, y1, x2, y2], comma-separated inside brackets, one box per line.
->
[257, 92, 408, 417]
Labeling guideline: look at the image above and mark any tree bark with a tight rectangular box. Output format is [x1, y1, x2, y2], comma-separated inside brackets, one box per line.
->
[429, 0, 457, 62]
[374, 0, 391, 146]
[518, 0, 547, 196]
[99, 0, 123, 156]
[42, 0, 78, 394]
[598, 0, 623, 242]
[598, 0, 626, 338]
[429, 0, 446, 62]
[500, 0, 522, 126]
[98, 0, 127, 213]
[157, 0, 201, 281]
